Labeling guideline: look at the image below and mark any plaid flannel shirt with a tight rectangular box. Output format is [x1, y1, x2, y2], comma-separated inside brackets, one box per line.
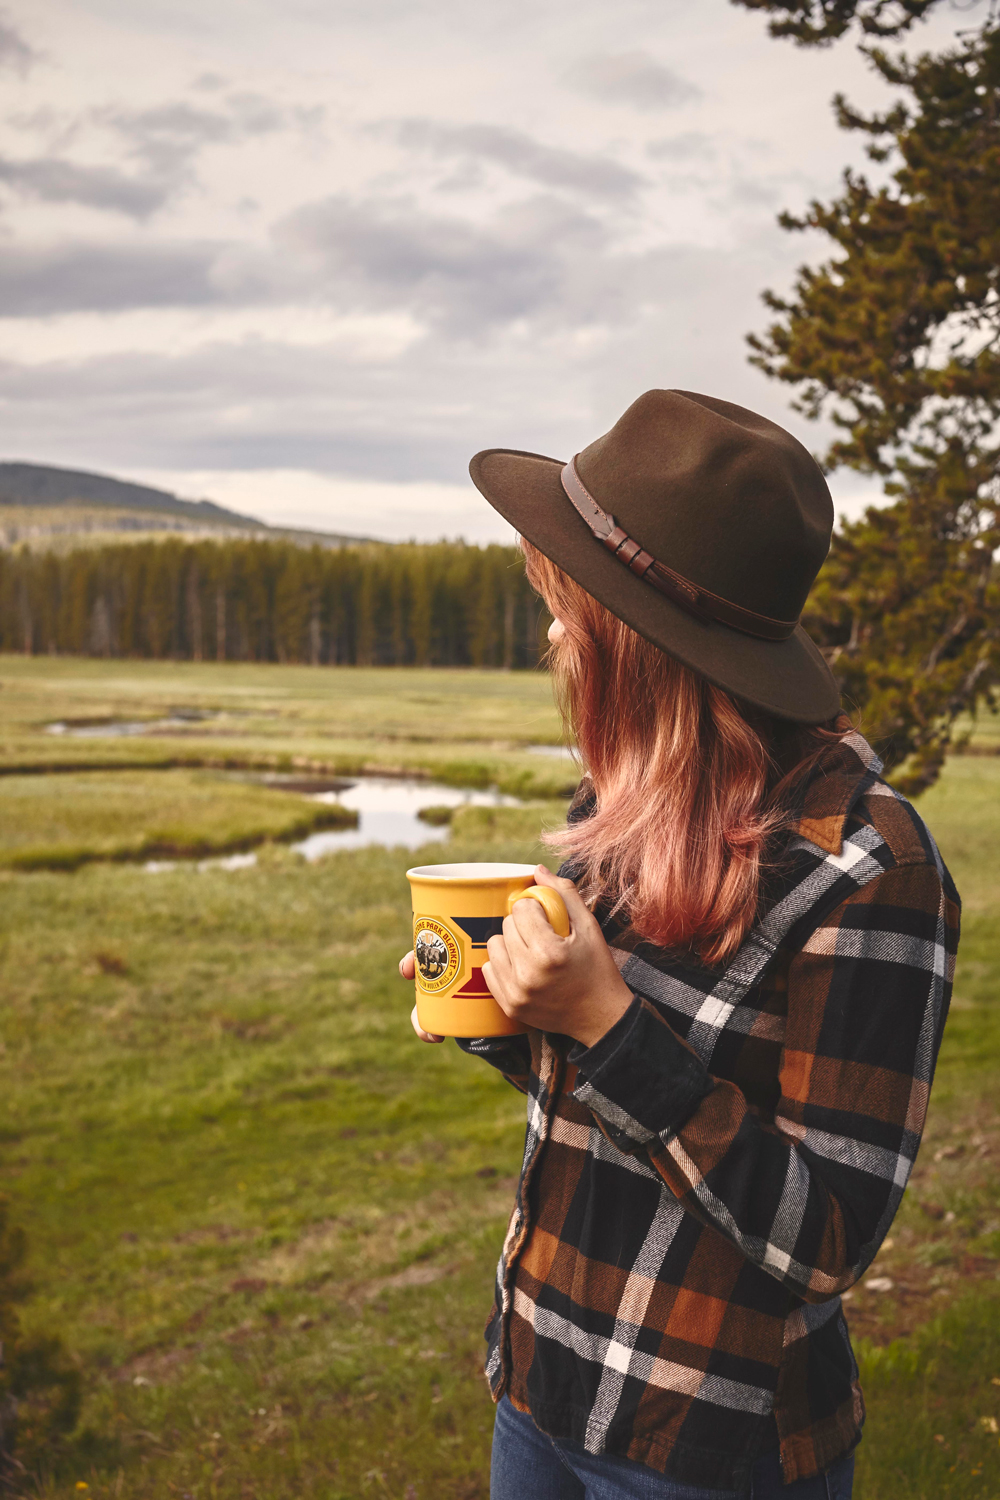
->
[458, 732, 959, 1490]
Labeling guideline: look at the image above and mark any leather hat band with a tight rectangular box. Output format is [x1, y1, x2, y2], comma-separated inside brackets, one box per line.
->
[559, 457, 798, 643]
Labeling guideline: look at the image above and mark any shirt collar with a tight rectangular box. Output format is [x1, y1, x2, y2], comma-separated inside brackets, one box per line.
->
[790, 730, 883, 855]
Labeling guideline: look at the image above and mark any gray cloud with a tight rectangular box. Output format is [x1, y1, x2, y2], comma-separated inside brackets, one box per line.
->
[0, 186, 611, 328]
[105, 101, 254, 184]
[0, 241, 223, 315]
[0, 233, 810, 490]
[378, 119, 645, 202]
[565, 51, 701, 111]
[0, 342, 511, 482]
[276, 191, 609, 332]
[727, 176, 781, 208]
[0, 13, 35, 74]
[0, 93, 326, 224]
[0, 0, 915, 540]
[0, 156, 170, 218]
[107, 96, 321, 173]
[103, 94, 324, 196]
[647, 132, 717, 162]
[0, 157, 784, 348]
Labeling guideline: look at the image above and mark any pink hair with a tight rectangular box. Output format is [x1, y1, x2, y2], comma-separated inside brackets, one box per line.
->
[523, 541, 846, 966]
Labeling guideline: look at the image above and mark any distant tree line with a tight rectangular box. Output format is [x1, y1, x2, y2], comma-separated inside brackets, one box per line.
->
[0, 538, 549, 669]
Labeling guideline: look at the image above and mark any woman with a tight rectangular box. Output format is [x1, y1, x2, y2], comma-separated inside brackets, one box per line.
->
[399, 390, 959, 1499]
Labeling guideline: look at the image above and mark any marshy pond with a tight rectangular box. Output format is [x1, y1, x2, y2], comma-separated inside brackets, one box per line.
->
[145, 773, 524, 872]
[35, 713, 573, 872]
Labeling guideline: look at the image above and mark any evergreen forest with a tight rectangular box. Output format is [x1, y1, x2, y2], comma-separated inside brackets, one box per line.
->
[0, 539, 547, 670]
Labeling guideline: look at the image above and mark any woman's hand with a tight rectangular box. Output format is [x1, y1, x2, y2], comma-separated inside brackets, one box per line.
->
[483, 865, 633, 1048]
[398, 950, 445, 1043]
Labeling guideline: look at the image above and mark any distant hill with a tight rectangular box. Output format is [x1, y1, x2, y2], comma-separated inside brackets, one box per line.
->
[0, 461, 376, 547]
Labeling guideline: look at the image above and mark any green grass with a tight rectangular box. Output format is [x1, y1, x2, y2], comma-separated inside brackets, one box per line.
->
[0, 659, 996, 1498]
[0, 656, 574, 799]
[855, 1290, 1000, 1499]
[953, 706, 1000, 755]
[0, 769, 356, 870]
[2, 832, 546, 1498]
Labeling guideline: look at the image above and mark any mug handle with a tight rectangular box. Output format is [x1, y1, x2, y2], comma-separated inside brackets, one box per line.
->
[507, 884, 571, 937]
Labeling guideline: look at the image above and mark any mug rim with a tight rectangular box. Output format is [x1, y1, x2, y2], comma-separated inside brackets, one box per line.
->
[406, 861, 537, 882]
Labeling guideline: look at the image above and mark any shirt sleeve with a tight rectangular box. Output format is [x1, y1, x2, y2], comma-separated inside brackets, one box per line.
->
[569, 862, 958, 1303]
[455, 1033, 533, 1095]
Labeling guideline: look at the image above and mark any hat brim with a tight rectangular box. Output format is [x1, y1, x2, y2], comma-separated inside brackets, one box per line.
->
[471, 447, 841, 726]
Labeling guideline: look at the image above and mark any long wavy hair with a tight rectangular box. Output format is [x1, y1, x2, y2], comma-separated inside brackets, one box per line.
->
[522, 541, 848, 965]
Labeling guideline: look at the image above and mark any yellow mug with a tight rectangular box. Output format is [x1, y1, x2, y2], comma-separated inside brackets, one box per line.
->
[406, 862, 571, 1037]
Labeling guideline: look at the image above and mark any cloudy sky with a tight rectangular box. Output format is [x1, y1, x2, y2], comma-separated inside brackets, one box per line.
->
[0, 0, 978, 540]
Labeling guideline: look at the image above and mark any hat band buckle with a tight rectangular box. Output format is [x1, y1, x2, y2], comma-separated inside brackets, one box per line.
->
[559, 457, 797, 644]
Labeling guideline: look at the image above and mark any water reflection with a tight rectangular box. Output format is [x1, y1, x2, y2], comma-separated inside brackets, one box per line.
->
[292, 777, 521, 860]
[47, 711, 213, 738]
[527, 744, 577, 759]
[145, 851, 258, 874]
[143, 775, 523, 872]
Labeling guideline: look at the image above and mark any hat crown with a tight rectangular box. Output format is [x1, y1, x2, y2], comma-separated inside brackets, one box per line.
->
[575, 389, 833, 623]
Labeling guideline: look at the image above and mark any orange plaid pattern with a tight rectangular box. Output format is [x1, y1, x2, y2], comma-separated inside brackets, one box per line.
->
[459, 733, 960, 1490]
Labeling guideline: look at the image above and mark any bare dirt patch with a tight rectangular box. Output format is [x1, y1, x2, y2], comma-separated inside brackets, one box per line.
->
[119, 1342, 202, 1386]
[357, 1261, 453, 1301]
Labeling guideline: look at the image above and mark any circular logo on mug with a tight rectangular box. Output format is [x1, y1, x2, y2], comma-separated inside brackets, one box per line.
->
[413, 917, 462, 993]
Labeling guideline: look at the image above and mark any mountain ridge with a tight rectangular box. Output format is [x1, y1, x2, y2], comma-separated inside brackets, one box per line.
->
[0, 461, 376, 546]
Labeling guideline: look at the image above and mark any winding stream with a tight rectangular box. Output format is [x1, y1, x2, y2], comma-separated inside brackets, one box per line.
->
[144, 774, 523, 872]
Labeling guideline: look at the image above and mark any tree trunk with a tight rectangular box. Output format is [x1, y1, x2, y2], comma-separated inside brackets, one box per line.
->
[502, 588, 515, 671]
[18, 584, 32, 655]
[90, 596, 112, 657]
[189, 566, 203, 661]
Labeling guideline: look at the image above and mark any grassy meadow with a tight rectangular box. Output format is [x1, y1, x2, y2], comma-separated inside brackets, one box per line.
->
[0, 656, 998, 1499]
[0, 770, 359, 871]
[0, 656, 572, 798]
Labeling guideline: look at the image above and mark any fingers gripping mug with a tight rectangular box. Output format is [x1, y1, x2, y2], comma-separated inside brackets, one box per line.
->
[405, 862, 571, 1037]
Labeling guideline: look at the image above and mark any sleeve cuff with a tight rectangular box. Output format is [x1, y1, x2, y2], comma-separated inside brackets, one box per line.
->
[456, 1033, 531, 1068]
[569, 996, 713, 1148]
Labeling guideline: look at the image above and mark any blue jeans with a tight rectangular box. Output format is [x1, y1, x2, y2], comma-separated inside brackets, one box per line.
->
[491, 1395, 855, 1500]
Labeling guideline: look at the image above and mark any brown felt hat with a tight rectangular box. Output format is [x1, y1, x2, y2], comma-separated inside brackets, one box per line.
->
[469, 388, 841, 724]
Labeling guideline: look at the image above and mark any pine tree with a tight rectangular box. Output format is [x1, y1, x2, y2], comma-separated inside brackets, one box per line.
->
[409, 550, 433, 667]
[273, 547, 310, 663]
[186, 557, 203, 662]
[0, 537, 544, 669]
[469, 548, 500, 667]
[731, 1, 941, 45]
[744, 18, 1000, 789]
